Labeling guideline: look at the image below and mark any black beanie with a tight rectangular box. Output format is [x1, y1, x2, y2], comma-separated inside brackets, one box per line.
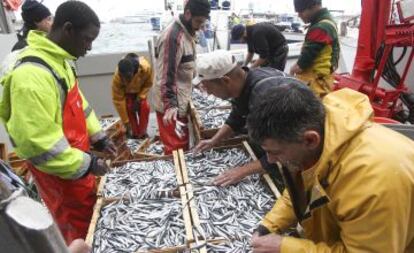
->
[294, 0, 322, 12]
[231, 24, 245, 41]
[21, 0, 51, 25]
[185, 0, 211, 18]
[118, 59, 136, 77]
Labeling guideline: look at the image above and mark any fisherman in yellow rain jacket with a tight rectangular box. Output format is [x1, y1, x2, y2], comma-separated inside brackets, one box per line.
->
[112, 53, 153, 139]
[247, 79, 414, 252]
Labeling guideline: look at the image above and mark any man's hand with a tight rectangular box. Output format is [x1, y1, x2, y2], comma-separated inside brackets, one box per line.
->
[193, 139, 215, 154]
[163, 107, 178, 126]
[124, 124, 133, 139]
[289, 63, 303, 76]
[89, 156, 110, 176]
[103, 139, 117, 157]
[93, 137, 117, 157]
[251, 233, 283, 253]
[68, 239, 91, 253]
[214, 166, 249, 186]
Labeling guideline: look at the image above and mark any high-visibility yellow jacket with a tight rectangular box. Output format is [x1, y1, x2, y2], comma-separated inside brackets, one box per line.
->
[111, 57, 153, 124]
[0, 31, 104, 179]
[262, 89, 414, 252]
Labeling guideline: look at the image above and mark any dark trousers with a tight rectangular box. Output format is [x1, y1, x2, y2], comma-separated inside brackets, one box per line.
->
[263, 44, 289, 72]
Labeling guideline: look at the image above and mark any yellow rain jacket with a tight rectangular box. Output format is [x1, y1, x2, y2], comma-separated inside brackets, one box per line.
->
[262, 88, 414, 252]
[111, 57, 153, 124]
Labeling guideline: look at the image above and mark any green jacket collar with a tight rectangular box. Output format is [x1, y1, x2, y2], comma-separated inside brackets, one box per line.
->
[310, 8, 332, 25]
[26, 30, 76, 62]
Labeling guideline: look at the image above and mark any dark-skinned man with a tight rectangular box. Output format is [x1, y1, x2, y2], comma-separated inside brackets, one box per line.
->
[112, 53, 153, 139]
[149, 0, 210, 155]
[0, 1, 115, 244]
[289, 0, 340, 98]
[247, 81, 414, 252]
[231, 22, 288, 70]
[193, 50, 284, 190]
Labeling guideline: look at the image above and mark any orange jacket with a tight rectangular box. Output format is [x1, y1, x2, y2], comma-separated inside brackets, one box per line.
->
[112, 57, 153, 124]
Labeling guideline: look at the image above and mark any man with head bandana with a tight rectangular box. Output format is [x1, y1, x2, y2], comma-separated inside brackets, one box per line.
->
[149, 0, 210, 155]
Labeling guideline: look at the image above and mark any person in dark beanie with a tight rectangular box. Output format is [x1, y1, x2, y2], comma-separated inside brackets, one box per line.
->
[149, 0, 210, 155]
[231, 23, 288, 71]
[12, 0, 52, 51]
[289, 0, 340, 98]
[1, 0, 116, 245]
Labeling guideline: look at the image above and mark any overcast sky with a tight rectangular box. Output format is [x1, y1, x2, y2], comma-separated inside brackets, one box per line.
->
[19, 0, 361, 21]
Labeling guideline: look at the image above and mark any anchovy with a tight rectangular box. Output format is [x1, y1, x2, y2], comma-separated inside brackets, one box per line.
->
[185, 148, 275, 251]
[198, 108, 232, 129]
[93, 199, 186, 253]
[192, 88, 231, 110]
[126, 139, 146, 154]
[103, 160, 177, 200]
[99, 117, 120, 131]
[145, 140, 164, 155]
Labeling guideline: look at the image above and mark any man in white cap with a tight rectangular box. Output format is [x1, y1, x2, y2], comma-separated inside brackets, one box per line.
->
[193, 50, 288, 189]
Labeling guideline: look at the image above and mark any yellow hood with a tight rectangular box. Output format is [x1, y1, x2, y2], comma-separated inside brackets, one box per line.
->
[301, 88, 373, 190]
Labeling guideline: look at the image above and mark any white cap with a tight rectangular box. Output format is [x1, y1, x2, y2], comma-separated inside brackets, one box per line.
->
[193, 50, 238, 84]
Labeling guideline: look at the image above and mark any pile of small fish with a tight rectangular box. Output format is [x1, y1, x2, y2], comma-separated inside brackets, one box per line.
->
[190, 239, 252, 253]
[199, 108, 231, 129]
[185, 149, 275, 242]
[92, 199, 186, 253]
[99, 117, 119, 131]
[103, 160, 177, 199]
[145, 139, 164, 155]
[192, 88, 231, 110]
[126, 138, 145, 154]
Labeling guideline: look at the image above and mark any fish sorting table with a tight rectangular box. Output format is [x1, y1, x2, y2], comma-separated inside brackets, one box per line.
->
[198, 108, 232, 130]
[192, 88, 231, 110]
[178, 146, 276, 253]
[102, 159, 177, 199]
[87, 142, 279, 253]
[99, 117, 119, 131]
[92, 199, 186, 253]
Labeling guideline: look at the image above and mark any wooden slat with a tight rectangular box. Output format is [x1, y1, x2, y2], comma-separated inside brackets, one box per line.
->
[189, 101, 202, 144]
[137, 138, 151, 153]
[178, 149, 190, 184]
[85, 197, 103, 246]
[242, 141, 281, 198]
[96, 175, 107, 197]
[179, 185, 194, 243]
[190, 101, 204, 131]
[186, 183, 206, 252]
[173, 151, 184, 186]
[0, 143, 7, 161]
[111, 154, 174, 167]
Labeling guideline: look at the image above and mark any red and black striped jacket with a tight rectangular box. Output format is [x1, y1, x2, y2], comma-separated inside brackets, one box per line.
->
[149, 16, 196, 117]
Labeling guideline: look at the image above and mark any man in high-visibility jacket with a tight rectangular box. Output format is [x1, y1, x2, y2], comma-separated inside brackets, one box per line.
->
[0, 1, 115, 244]
[112, 53, 153, 139]
[289, 0, 340, 98]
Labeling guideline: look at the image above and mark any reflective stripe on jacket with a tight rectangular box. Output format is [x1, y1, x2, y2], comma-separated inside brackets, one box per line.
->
[0, 31, 103, 179]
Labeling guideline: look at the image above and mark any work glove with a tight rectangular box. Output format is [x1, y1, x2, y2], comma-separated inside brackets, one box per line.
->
[253, 224, 271, 236]
[93, 137, 117, 157]
[125, 124, 133, 139]
[88, 154, 110, 176]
